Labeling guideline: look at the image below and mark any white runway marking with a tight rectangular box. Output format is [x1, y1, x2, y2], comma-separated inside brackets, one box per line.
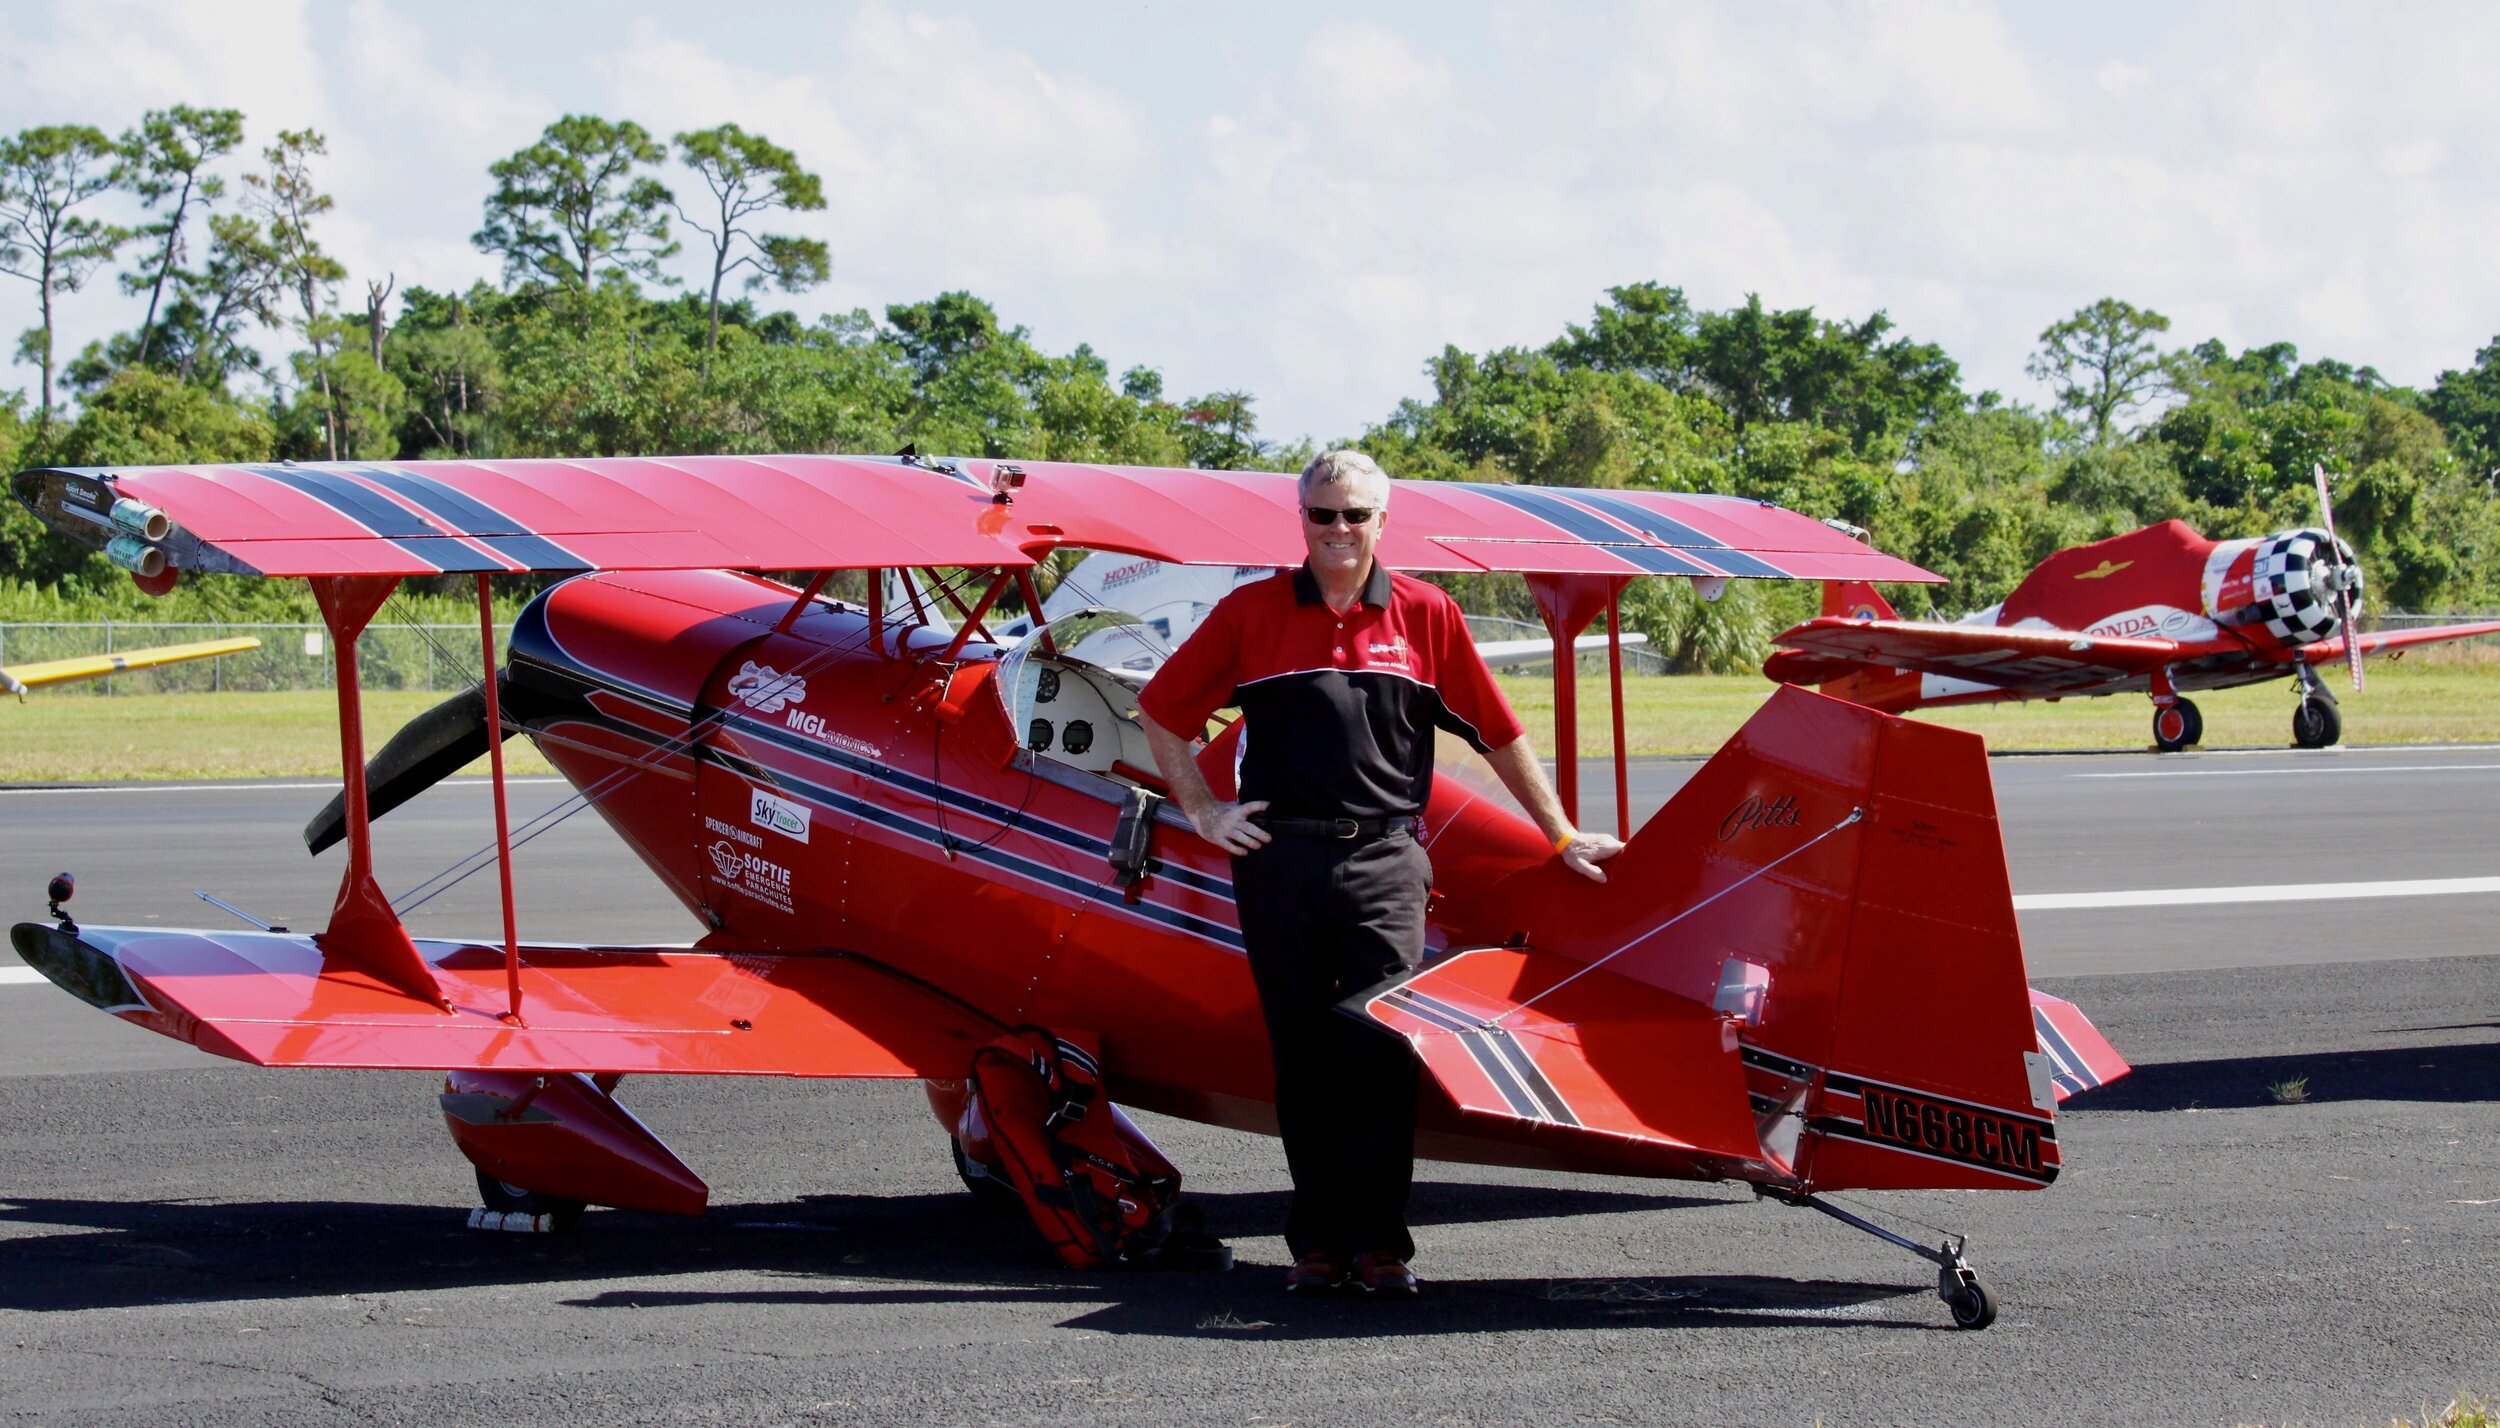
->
[2015, 876, 2500, 910]
[1, 967, 44, 986]
[2073, 763, 2500, 780]
[0, 778, 566, 797]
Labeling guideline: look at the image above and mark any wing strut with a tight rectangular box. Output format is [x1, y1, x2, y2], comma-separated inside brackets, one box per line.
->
[308, 575, 448, 1009]
[1526, 574, 1630, 830]
[476, 573, 524, 1022]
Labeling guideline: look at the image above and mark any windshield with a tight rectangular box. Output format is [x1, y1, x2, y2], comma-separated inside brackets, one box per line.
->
[998, 608, 1163, 739]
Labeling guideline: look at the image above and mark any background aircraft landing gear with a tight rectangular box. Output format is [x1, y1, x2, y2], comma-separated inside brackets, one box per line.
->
[2152, 697, 2203, 753]
[2293, 666, 2345, 748]
[1780, 1191, 1998, 1330]
[2293, 695, 2343, 748]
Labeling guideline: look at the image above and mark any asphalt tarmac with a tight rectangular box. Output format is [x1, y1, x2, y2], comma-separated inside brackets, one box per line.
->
[2, 744, 2496, 1424]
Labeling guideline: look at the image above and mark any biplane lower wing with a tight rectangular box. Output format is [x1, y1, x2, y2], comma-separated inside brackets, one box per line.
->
[1766, 617, 2179, 693]
[8, 922, 993, 1077]
[1353, 946, 1778, 1180]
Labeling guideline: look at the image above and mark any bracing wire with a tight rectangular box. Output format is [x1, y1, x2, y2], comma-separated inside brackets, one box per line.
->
[389, 565, 1002, 917]
[1492, 805, 1866, 1026]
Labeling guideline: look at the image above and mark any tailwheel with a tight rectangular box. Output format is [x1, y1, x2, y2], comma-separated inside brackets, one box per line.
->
[1942, 1264, 1998, 1330]
[473, 1167, 586, 1233]
[2292, 696, 2342, 749]
[1782, 1192, 2001, 1331]
[2152, 697, 2202, 752]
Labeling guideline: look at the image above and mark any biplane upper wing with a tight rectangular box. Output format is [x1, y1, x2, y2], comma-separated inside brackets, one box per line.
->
[1766, 617, 2179, 694]
[3, 635, 260, 697]
[10, 457, 1940, 583]
[2302, 619, 2500, 663]
[10, 921, 995, 1076]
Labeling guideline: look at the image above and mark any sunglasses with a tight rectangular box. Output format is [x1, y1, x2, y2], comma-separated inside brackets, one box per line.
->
[1305, 506, 1378, 527]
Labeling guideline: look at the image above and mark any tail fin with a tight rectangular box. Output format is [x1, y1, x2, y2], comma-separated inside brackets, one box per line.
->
[1821, 579, 1897, 621]
[1426, 685, 2109, 1191]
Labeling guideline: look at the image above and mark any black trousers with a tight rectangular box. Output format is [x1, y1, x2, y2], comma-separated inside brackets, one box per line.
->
[1232, 830, 1430, 1262]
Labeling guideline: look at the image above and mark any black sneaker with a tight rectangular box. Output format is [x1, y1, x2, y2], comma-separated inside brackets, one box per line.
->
[1284, 1249, 1348, 1296]
[1351, 1251, 1419, 1298]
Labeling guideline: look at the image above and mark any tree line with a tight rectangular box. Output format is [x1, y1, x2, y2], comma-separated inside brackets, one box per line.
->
[3, 107, 2498, 667]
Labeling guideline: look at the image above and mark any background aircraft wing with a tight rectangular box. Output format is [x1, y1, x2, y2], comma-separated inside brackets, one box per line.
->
[11, 921, 995, 1077]
[1765, 618, 2180, 693]
[12, 458, 1940, 584]
[2303, 619, 2500, 662]
[2, 635, 260, 697]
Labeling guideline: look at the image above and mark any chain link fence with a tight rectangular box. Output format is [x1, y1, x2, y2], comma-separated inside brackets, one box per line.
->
[0, 623, 505, 696]
[5, 609, 2491, 695]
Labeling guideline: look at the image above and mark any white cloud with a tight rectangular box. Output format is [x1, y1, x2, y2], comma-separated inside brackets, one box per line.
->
[591, 10, 1163, 299]
[0, 1, 2494, 443]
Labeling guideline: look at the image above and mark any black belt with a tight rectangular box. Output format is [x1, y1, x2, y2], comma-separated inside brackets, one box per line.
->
[1253, 814, 1419, 841]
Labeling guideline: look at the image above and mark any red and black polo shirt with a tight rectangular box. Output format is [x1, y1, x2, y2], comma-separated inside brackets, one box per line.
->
[1140, 562, 1524, 821]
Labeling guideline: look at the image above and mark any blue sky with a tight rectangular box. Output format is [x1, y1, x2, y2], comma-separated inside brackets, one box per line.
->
[3, 1, 2495, 445]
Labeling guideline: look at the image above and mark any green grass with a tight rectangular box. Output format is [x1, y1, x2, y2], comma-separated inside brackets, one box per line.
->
[1496, 658, 2500, 758]
[0, 690, 556, 783]
[6, 659, 2500, 782]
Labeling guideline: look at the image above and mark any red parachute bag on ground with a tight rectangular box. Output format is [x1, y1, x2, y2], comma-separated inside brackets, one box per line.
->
[956, 1027, 1206, 1269]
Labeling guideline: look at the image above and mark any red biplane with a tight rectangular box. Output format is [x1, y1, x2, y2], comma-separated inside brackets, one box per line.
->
[1766, 466, 2500, 751]
[8, 455, 2128, 1328]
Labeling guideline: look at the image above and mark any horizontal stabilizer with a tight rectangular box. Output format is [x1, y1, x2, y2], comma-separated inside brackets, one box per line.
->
[1353, 946, 1774, 1179]
[1767, 617, 2177, 692]
[9, 922, 993, 1077]
[2030, 989, 2131, 1099]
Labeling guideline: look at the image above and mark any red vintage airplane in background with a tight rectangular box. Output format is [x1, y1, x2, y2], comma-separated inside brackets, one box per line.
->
[8, 454, 2127, 1328]
[1766, 466, 2500, 751]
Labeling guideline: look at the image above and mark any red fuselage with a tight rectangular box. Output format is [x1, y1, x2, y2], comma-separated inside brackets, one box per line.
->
[509, 569, 1593, 1169]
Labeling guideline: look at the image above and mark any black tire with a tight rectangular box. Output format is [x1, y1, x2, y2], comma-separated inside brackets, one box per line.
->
[473, 1167, 586, 1232]
[2292, 696, 2342, 749]
[1946, 1277, 1998, 1330]
[951, 1138, 1023, 1211]
[2152, 698, 2200, 753]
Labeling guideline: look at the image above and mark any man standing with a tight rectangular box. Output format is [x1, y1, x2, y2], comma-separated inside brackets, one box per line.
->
[1139, 450, 1625, 1298]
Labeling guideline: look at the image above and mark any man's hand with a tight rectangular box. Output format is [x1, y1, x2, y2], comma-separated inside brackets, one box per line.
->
[1191, 799, 1272, 855]
[1558, 830, 1625, 882]
[1141, 714, 1273, 857]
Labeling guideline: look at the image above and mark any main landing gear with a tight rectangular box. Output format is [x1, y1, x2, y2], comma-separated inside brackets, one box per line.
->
[2293, 666, 2343, 749]
[1772, 1190, 1998, 1329]
[2152, 696, 2203, 753]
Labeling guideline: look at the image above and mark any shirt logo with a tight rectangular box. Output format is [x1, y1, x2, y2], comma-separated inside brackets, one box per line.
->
[1365, 635, 1413, 670]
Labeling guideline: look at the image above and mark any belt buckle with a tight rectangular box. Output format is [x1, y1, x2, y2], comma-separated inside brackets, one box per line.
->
[1330, 818, 1359, 839]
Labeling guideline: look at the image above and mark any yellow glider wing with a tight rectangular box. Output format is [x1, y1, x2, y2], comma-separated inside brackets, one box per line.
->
[3, 636, 261, 698]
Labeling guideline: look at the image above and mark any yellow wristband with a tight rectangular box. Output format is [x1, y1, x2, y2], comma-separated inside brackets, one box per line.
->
[1553, 831, 1576, 854]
